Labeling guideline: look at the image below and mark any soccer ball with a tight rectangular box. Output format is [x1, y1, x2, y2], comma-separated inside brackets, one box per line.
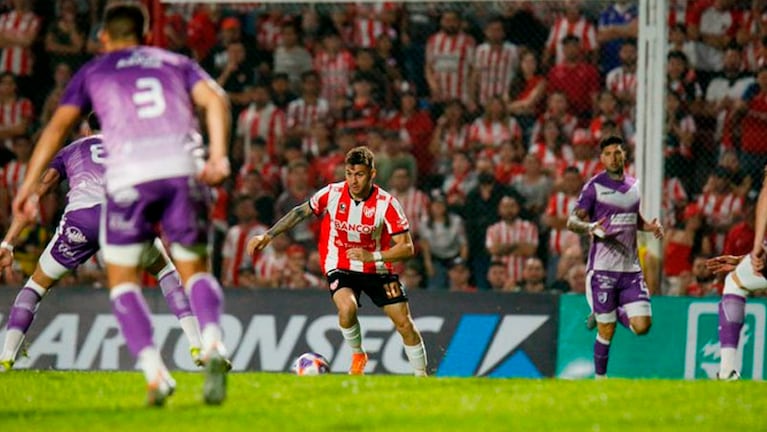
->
[293, 352, 330, 376]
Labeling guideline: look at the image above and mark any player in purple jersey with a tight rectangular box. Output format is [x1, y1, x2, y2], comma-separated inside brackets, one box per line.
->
[12, 4, 231, 406]
[0, 129, 202, 374]
[705, 168, 767, 380]
[567, 136, 663, 378]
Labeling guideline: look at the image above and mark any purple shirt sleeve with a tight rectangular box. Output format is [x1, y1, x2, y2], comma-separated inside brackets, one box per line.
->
[48, 147, 68, 181]
[575, 181, 596, 219]
[183, 58, 211, 93]
[59, 66, 92, 112]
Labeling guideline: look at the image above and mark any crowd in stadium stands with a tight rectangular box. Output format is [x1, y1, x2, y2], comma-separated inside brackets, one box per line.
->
[0, 0, 766, 298]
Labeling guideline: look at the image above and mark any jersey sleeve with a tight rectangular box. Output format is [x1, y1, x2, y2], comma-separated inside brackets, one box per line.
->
[48, 147, 68, 181]
[183, 58, 215, 93]
[384, 196, 410, 235]
[574, 180, 597, 218]
[59, 65, 92, 112]
[309, 184, 331, 216]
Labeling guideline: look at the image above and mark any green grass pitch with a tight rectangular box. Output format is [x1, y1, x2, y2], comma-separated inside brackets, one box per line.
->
[0, 371, 764, 431]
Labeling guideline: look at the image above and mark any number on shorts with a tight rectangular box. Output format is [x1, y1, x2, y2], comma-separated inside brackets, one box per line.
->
[90, 143, 106, 164]
[132, 77, 166, 119]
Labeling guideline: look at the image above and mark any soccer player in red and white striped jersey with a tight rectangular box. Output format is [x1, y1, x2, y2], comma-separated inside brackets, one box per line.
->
[485, 195, 539, 284]
[248, 146, 427, 376]
[544, 2, 597, 66]
[471, 18, 519, 107]
[425, 11, 476, 108]
[0, 3, 40, 78]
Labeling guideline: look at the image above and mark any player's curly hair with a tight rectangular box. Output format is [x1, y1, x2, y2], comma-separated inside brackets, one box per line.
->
[345, 146, 375, 170]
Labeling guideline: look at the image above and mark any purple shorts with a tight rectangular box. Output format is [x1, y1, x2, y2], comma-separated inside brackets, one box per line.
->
[587, 270, 650, 314]
[104, 176, 209, 247]
[43, 205, 101, 271]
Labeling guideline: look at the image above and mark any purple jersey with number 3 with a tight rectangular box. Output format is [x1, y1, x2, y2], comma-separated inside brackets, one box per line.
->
[49, 135, 106, 212]
[574, 171, 642, 273]
[58, 46, 210, 193]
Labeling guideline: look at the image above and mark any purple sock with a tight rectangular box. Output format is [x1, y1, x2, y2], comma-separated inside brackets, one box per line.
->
[158, 269, 193, 319]
[594, 337, 610, 376]
[187, 274, 223, 331]
[719, 294, 746, 348]
[110, 286, 154, 357]
[7, 287, 42, 332]
[616, 307, 631, 330]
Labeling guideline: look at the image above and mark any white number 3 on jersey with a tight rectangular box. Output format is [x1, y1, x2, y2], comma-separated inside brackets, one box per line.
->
[132, 77, 166, 119]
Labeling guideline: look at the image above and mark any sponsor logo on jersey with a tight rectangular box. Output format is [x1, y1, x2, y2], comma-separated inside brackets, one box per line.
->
[334, 220, 375, 234]
[65, 227, 88, 244]
[363, 206, 376, 218]
[610, 213, 637, 226]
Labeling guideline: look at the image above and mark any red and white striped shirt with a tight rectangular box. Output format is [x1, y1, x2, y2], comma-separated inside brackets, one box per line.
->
[529, 142, 574, 176]
[256, 15, 284, 53]
[697, 191, 744, 253]
[545, 192, 580, 255]
[0, 10, 40, 76]
[529, 113, 578, 147]
[0, 96, 32, 147]
[0, 159, 26, 216]
[286, 97, 330, 156]
[222, 222, 268, 287]
[254, 251, 288, 284]
[473, 42, 519, 105]
[485, 218, 539, 283]
[437, 125, 470, 155]
[426, 31, 476, 104]
[352, 18, 396, 48]
[605, 66, 637, 100]
[572, 158, 603, 181]
[468, 117, 522, 151]
[662, 177, 688, 228]
[310, 182, 410, 274]
[314, 50, 355, 103]
[545, 16, 597, 65]
[391, 187, 429, 234]
[237, 103, 286, 159]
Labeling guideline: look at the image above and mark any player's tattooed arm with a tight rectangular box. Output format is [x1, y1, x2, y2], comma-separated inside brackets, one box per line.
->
[266, 201, 313, 238]
[567, 208, 594, 234]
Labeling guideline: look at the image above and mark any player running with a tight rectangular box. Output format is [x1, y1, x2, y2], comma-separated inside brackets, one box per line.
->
[0, 130, 202, 373]
[567, 136, 663, 378]
[247, 146, 428, 376]
[12, 3, 231, 405]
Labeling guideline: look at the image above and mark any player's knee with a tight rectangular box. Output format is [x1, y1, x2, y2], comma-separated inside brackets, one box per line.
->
[392, 315, 416, 335]
[631, 317, 652, 335]
[597, 322, 616, 340]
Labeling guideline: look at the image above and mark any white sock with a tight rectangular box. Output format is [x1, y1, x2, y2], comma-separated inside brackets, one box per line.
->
[138, 346, 167, 384]
[341, 322, 364, 353]
[720, 347, 737, 376]
[404, 341, 427, 376]
[0, 329, 24, 361]
[179, 316, 202, 349]
[201, 324, 226, 356]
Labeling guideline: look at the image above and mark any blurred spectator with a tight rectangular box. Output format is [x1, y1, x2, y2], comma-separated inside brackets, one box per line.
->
[186, 5, 218, 62]
[739, 3, 767, 72]
[430, 98, 469, 176]
[733, 65, 767, 186]
[542, 166, 583, 284]
[274, 244, 323, 290]
[472, 16, 519, 107]
[273, 22, 313, 92]
[544, 0, 597, 67]
[384, 83, 434, 178]
[44, 0, 84, 71]
[597, 0, 638, 73]
[253, 234, 291, 289]
[202, 16, 248, 78]
[506, 50, 546, 141]
[0, 133, 32, 230]
[705, 44, 754, 149]
[668, 23, 697, 69]
[722, 189, 757, 256]
[692, 0, 739, 82]
[487, 260, 515, 291]
[270, 72, 298, 110]
[511, 257, 547, 293]
[605, 39, 638, 111]
[388, 166, 429, 234]
[40, 62, 72, 126]
[425, 10, 476, 110]
[0, 0, 41, 97]
[0, 72, 33, 149]
[564, 263, 587, 294]
[571, 128, 603, 180]
[419, 190, 468, 290]
[310, 129, 344, 185]
[664, 90, 696, 183]
[446, 256, 476, 292]
[662, 202, 711, 295]
[485, 195, 539, 285]
[697, 166, 744, 253]
[684, 255, 718, 296]
[235, 82, 286, 161]
[351, 1, 399, 49]
[163, 13, 192, 57]
[547, 35, 601, 119]
[274, 159, 316, 250]
[529, 118, 574, 177]
[352, 47, 391, 107]
[215, 41, 254, 111]
[468, 95, 522, 156]
[590, 90, 634, 145]
[314, 31, 355, 104]
[442, 150, 477, 209]
[236, 138, 281, 196]
[511, 154, 553, 217]
[549, 245, 586, 293]
[493, 140, 525, 185]
[529, 92, 578, 148]
[667, 50, 704, 110]
[221, 196, 268, 288]
[255, 8, 286, 55]
[286, 70, 330, 157]
[717, 149, 751, 196]
[401, 260, 425, 290]
[375, 34, 402, 89]
[337, 76, 380, 140]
